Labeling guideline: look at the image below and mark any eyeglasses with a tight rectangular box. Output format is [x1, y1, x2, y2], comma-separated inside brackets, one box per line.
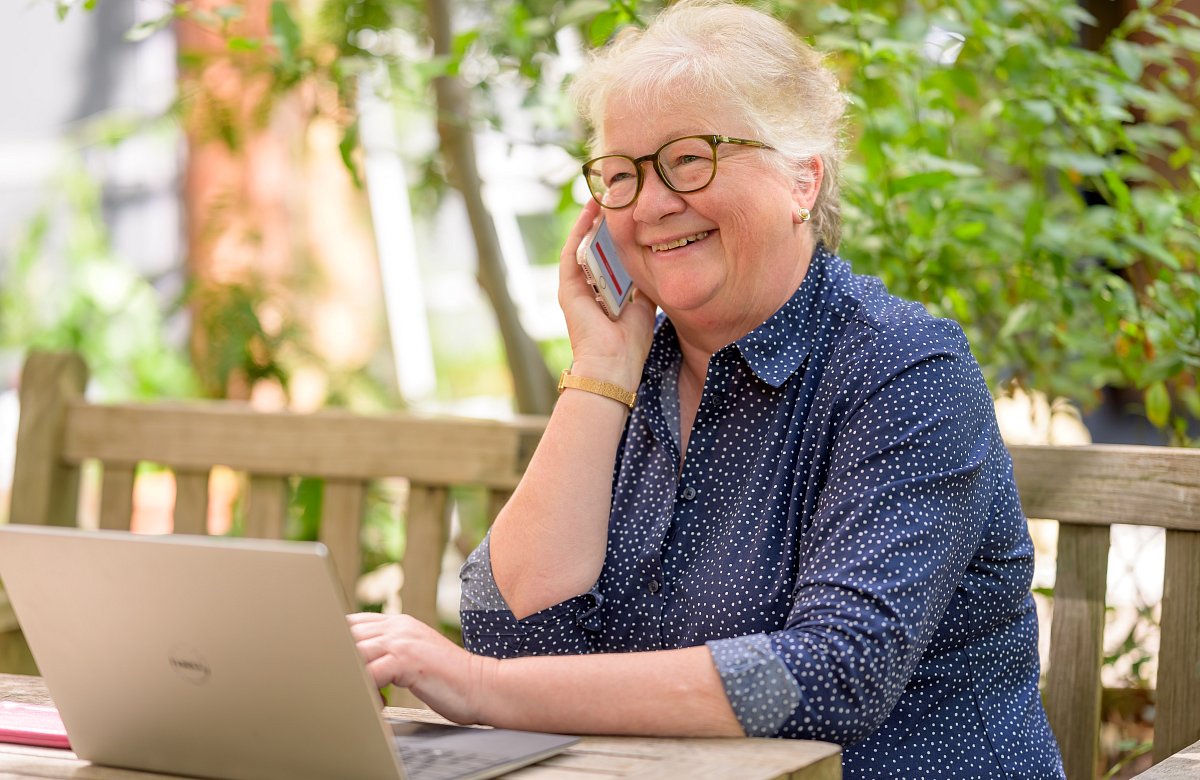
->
[582, 134, 775, 209]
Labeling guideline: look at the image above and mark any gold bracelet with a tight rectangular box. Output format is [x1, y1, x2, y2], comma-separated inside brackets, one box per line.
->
[557, 368, 637, 409]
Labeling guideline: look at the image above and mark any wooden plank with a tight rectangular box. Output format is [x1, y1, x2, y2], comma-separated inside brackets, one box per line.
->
[1132, 738, 1200, 779]
[244, 476, 289, 540]
[62, 403, 545, 489]
[172, 471, 210, 535]
[98, 464, 136, 531]
[319, 480, 366, 605]
[10, 352, 88, 526]
[1010, 444, 1200, 530]
[400, 484, 449, 630]
[1154, 529, 1200, 764]
[1044, 522, 1109, 780]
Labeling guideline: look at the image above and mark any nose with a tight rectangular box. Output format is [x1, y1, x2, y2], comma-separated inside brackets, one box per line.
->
[632, 162, 686, 223]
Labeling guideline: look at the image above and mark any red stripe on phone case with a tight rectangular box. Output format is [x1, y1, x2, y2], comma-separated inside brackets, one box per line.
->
[594, 243, 624, 296]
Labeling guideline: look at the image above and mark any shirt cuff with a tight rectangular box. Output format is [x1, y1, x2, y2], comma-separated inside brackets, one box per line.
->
[459, 532, 603, 658]
[706, 633, 801, 737]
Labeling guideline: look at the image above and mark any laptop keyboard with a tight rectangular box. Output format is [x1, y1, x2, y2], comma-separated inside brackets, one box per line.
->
[395, 744, 504, 780]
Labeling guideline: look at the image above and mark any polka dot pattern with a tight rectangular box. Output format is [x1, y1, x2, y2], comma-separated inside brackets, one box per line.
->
[461, 247, 1064, 779]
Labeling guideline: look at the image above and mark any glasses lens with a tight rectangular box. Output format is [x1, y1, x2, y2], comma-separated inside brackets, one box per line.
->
[586, 156, 639, 208]
[658, 137, 716, 192]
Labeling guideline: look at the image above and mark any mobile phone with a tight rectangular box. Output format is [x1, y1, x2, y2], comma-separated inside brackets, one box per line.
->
[577, 217, 635, 320]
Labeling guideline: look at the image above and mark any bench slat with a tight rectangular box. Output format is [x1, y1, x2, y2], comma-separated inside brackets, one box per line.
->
[320, 480, 366, 604]
[401, 484, 450, 631]
[1010, 445, 1200, 530]
[10, 352, 88, 527]
[98, 465, 136, 531]
[1044, 522, 1109, 780]
[1154, 528, 1200, 764]
[172, 471, 209, 535]
[244, 476, 289, 540]
[62, 402, 542, 489]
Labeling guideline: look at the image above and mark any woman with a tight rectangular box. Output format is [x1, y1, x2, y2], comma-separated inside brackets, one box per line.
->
[350, 2, 1065, 776]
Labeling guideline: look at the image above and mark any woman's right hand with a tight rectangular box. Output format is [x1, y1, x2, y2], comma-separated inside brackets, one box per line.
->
[558, 199, 657, 390]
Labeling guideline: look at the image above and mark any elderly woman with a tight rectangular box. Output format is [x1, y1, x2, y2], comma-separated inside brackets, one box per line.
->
[350, 1, 1064, 777]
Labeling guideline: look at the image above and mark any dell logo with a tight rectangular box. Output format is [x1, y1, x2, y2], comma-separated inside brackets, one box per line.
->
[167, 647, 212, 685]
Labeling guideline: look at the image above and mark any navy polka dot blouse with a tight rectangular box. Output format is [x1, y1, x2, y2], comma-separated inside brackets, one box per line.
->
[461, 247, 1065, 779]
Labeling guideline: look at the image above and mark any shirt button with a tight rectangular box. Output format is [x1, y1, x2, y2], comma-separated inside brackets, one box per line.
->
[648, 579, 660, 594]
[681, 486, 697, 500]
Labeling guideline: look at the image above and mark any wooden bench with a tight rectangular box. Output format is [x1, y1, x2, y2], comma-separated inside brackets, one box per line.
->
[4, 350, 544, 674]
[4, 350, 1199, 777]
[1010, 444, 1200, 778]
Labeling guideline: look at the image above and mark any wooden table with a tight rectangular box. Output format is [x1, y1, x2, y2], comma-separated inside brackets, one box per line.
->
[0, 674, 840, 779]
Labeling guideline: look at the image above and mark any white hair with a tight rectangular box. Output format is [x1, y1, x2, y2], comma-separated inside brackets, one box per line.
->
[571, 0, 848, 249]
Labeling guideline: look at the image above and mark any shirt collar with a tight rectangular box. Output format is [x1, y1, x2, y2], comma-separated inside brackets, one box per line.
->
[642, 244, 836, 389]
[731, 244, 832, 388]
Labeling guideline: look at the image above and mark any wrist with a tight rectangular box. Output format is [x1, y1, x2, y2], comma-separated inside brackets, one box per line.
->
[558, 369, 637, 410]
[467, 654, 504, 726]
[566, 357, 644, 393]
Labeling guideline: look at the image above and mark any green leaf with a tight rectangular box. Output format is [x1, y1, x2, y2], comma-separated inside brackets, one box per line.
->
[227, 37, 263, 52]
[1125, 235, 1182, 270]
[558, 0, 613, 29]
[1110, 40, 1144, 82]
[1023, 99, 1056, 125]
[1180, 386, 1200, 419]
[338, 121, 363, 189]
[1145, 381, 1171, 428]
[1047, 150, 1109, 176]
[588, 9, 621, 47]
[890, 170, 958, 194]
[125, 14, 174, 42]
[952, 221, 987, 241]
[270, 1, 302, 64]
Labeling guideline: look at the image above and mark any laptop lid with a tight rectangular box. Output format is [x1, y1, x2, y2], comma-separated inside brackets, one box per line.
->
[0, 526, 574, 780]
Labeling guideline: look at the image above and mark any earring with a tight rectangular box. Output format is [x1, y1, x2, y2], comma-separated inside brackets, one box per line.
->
[797, 207, 811, 223]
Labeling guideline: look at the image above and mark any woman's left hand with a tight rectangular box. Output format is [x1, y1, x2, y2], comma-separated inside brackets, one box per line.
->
[347, 612, 497, 725]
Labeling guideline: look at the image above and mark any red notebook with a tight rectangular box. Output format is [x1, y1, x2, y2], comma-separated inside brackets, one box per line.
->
[0, 701, 71, 749]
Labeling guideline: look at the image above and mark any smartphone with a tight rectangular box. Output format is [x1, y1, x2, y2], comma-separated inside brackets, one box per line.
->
[577, 217, 635, 320]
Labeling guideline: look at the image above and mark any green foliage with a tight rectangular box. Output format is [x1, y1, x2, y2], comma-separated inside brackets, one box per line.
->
[0, 167, 197, 400]
[189, 278, 298, 399]
[787, 0, 1199, 442]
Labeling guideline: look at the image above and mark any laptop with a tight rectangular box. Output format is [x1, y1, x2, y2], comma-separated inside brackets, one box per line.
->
[0, 525, 577, 780]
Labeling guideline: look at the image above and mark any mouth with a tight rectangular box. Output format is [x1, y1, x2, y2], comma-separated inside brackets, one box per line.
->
[649, 231, 710, 253]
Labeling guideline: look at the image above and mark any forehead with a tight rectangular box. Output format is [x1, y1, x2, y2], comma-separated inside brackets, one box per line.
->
[596, 89, 750, 156]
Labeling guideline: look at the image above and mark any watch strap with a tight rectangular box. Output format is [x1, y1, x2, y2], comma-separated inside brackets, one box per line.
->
[557, 369, 637, 410]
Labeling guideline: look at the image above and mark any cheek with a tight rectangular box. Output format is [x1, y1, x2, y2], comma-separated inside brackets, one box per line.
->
[605, 217, 645, 268]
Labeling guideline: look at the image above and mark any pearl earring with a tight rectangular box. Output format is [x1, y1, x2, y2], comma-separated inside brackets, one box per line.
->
[797, 207, 811, 223]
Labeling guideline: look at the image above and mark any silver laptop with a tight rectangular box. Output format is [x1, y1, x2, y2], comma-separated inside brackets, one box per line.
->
[0, 525, 577, 780]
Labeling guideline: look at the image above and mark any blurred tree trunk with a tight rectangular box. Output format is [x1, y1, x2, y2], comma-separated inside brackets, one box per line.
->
[424, 0, 558, 416]
[176, 0, 384, 405]
[176, 0, 290, 400]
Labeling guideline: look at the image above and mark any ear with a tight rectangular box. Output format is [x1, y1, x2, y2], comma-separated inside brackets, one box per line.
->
[791, 156, 824, 223]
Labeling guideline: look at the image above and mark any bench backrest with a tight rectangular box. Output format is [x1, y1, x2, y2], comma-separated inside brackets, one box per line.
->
[9, 351, 544, 632]
[1009, 443, 1200, 778]
[7, 351, 1200, 776]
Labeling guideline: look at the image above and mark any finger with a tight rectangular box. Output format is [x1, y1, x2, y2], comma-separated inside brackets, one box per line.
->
[347, 612, 388, 626]
[364, 655, 402, 689]
[561, 199, 602, 270]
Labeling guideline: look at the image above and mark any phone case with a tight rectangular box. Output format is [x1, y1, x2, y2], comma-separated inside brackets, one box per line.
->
[579, 219, 634, 320]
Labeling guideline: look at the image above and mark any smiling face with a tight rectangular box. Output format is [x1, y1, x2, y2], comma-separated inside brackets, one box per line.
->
[598, 93, 819, 346]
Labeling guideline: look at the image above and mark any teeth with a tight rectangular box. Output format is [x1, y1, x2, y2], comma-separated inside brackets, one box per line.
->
[651, 231, 709, 252]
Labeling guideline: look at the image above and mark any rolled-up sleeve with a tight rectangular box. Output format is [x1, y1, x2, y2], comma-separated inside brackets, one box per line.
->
[459, 532, 602, 658]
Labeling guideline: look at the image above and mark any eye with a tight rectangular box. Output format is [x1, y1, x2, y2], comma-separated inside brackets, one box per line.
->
[607, 171, 636, 186]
